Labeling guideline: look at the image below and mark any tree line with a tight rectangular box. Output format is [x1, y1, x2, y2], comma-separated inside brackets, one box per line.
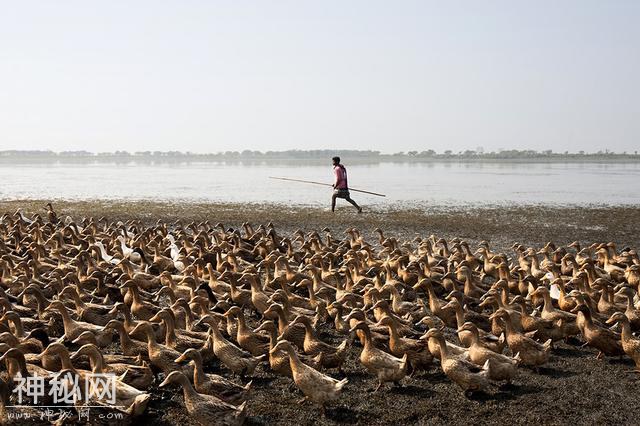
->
[1, 149, 638, 162]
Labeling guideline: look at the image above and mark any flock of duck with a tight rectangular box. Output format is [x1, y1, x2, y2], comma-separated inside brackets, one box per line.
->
[0, 204, 640, 424]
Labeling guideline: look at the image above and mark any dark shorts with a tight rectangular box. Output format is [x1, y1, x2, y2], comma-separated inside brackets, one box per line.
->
[333, 189, 350, 199]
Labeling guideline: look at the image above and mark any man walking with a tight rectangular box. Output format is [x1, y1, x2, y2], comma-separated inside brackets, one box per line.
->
[331, 156, 362, 213]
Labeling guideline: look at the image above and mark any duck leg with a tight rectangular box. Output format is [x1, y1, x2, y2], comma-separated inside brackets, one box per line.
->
[373, 380, 383, 392]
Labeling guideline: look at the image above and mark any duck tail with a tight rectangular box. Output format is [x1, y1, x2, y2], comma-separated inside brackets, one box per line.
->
[236, 401, 248, 420]
[400, 353, 409, 371]
[513, 352, 523, 366]
[498, 332, 505, 345]
[336, 377, 349, 390]
[244, 380, 253, 391]
[543, 339, 553, 352]
[482, 358, 493, 377]
[337, 338, 350, 353]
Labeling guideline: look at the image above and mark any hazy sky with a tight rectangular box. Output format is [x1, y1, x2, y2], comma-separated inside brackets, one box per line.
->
[1, 1, 638, 154]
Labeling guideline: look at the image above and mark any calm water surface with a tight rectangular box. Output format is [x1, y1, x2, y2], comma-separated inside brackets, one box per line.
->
[1, 162, 638, 207]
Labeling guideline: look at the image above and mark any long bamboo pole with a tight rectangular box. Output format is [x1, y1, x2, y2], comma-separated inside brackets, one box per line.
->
[268, 176, 386, 197]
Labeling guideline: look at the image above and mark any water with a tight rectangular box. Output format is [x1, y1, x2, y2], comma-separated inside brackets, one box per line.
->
[1, 161, 639, 207]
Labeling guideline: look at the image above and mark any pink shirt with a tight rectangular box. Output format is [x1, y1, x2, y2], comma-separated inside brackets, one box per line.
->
[334, 165, 348, 189]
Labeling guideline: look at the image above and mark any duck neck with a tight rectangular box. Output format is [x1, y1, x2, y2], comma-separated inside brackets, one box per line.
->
[121, 306, 135, 330]
[501, 315, 515, 337]
[144, 328, 161, 353]
[191, 355, 206, 386]
[453, 305, 465, 327]
[178, 375, 199, 401]
[7, 316, 24, 338]
[87, 349, 105, 373]
[285, 346, 302, 373]
[626, 296, 635, 316]
[116, 324, 135, 348]
[58, 350, 75, 371]
[55, 306, 76, 335]
[542, 293, 554, 313]
[71, 289, 87, 310]
[265, 328, 278, 349]
[359, 326, 373, 349]
[436, 335, 450, 359]
[467, 330, 480, 346]
[386, 321, 400, 342]
[617, 318, 632, 341]
[163, 317, 177, 347]
[236, 313, 248, 333]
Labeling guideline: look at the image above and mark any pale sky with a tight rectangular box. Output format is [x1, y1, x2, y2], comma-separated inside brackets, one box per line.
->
[1, 1, 638, 154]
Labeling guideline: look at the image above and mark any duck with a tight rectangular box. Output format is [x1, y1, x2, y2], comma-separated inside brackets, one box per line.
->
[614, 286, 640, 331]
[119, 281, 159, 321]
[175, 348, 250, 405]
[606, 312, 640, 370]
[149, 308, 206, 353]
[423, 328, 491, 395]
[413, 279, 456, 327]
[457, 322, 518, 383]
[197, 316, 265, 377]
[270, 340, 347, 415]
[489, 309, 551, 367]
[290, 315, 350, 371]
[128, 321, 192, 375]
[444, 298, 504, 353]
[70, 343, 153, 390]
[573, 304, 624, 359]
[263, 303, 306, 349]
[529, 286, 579, 337]
[377, 316, 432, 374]
[59, 285, 114, 326]
[223, 306, 269, 356]
[255, 320, 299, 377]
[103, 320, 148, 357]
[44, 300, 113, 347]
[159, 371, 246, 426]
[348, 321, 408, 391]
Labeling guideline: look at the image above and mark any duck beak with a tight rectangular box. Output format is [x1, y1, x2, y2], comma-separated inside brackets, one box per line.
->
[158, 377, 171, 388]
[175, 354, 187, 363]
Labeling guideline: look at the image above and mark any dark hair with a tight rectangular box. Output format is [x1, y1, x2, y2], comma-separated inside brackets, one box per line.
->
[332, 156, 340, 164]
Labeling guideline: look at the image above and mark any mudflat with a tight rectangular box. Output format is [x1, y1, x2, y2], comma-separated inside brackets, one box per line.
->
[2, 199, 639, 425]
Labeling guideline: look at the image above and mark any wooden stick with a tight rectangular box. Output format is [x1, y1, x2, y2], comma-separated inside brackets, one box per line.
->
[268, 176, 386, 197]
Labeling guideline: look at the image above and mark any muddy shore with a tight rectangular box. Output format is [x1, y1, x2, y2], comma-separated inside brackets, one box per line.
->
[2, 199, 640, 425]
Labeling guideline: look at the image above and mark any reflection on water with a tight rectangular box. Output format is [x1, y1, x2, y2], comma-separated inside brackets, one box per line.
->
[0, 162, 638, 207]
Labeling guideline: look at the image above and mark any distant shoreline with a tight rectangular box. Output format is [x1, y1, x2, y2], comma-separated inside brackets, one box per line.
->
[2, 154, 640, 165]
